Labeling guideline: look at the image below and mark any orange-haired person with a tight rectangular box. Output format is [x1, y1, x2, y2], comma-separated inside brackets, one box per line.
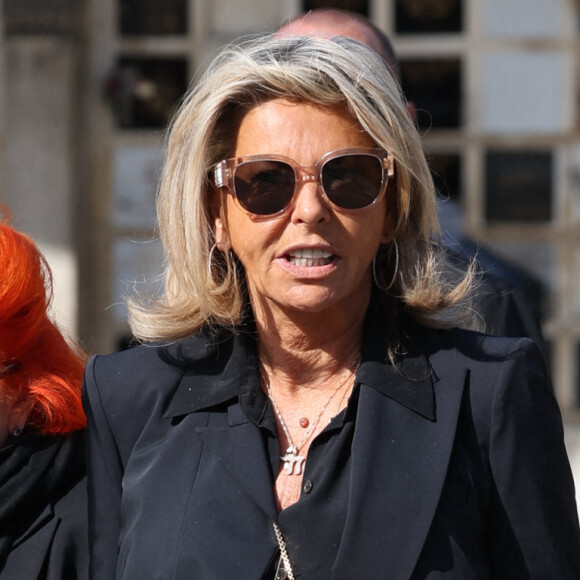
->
[0, 218, 88, 579]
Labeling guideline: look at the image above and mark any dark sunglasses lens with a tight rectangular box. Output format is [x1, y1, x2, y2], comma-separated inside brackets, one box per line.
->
[234, 160, 295, 215]
[322, 154, 383, 209]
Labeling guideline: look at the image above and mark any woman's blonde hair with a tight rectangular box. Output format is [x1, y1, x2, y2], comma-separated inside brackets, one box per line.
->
[128, 34, 475, 344]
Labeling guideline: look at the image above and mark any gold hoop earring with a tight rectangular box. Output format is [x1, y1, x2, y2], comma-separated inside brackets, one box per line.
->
[207, 242, 219, 280]
[207, 242, 237, 291]
[372, 239, 399, 292]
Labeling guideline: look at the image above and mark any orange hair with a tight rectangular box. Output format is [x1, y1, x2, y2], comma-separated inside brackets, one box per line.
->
[0, 215, 86, 434]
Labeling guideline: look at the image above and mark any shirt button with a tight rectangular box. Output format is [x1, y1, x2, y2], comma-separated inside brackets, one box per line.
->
[303, 480, 313, 494]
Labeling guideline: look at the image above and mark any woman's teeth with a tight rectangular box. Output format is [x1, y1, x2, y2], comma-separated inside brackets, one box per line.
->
[286, 248, 334, 267]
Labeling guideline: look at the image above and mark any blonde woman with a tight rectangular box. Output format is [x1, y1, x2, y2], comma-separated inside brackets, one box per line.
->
[83, 35, 580, 579]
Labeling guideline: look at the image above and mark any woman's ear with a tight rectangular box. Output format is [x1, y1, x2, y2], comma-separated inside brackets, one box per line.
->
[210, 186, 232, 251]
[380, 205, 395, 244]
[381, 216, 394, 244]
[214, 217, 231, 251]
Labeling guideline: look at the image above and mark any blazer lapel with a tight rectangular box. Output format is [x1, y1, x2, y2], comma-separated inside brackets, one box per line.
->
[334, 361, 468, 580]
[165, 330, 277, 521]
[195, 403, 278, 520]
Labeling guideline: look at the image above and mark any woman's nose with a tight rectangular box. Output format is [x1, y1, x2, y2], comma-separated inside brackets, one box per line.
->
[290, 178, 331, 224]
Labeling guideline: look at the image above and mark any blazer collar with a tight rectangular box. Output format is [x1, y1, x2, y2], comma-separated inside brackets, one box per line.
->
[357, 293, 437, 421]
[164, 295, 437, 422]
[162, 330, 245, 418]
[357, 357, 436, 421]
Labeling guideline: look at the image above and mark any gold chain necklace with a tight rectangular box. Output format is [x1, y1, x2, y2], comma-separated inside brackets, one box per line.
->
[273, 522, 295, 580]
[260, 357, 360, 477]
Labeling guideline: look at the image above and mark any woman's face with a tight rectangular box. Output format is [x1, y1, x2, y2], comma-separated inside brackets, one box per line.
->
[0, 389, 9, 443]
[0, 385, 15, 444]
[214, 99, 394, 320]
[0, 382, 28, 445]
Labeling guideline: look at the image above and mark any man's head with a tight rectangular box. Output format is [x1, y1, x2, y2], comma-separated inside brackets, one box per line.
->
[277, 9, 400, 80]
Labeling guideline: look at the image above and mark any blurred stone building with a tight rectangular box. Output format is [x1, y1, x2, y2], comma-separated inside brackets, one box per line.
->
[1, 0, 580, 425]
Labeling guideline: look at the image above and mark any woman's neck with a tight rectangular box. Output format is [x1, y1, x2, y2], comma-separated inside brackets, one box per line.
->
[255, 302, 366, 393]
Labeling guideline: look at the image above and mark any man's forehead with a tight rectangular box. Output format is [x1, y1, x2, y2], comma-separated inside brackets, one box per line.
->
[278, 14, 377, 47]
[276, 13, 396, 76]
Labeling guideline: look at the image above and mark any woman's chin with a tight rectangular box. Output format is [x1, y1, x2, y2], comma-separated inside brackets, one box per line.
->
[255, 284, 371, 319]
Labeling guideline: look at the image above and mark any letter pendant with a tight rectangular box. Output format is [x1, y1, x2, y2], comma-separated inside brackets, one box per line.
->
[280, 444, 305, 475]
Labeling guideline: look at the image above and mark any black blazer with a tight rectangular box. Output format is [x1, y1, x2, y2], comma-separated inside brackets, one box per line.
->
[0, 432, 89, 580]
[82, 312, 580, 579]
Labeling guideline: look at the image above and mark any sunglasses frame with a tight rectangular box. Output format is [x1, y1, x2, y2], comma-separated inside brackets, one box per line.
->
[212, 147, 395, 219]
